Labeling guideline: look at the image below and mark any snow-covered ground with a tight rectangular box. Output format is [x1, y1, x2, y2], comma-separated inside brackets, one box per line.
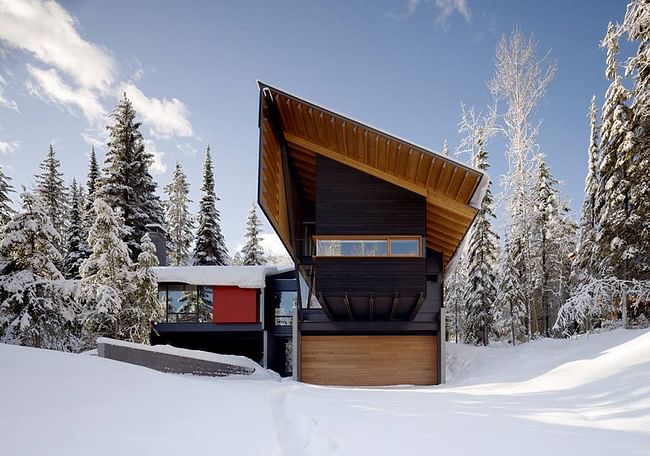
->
[1, 329, 649, 455]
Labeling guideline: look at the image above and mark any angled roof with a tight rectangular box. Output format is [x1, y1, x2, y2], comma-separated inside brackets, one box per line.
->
[257, 81, 487, 268]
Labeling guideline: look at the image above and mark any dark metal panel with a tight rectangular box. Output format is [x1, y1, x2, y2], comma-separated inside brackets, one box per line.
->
[153, 323, 263, 333]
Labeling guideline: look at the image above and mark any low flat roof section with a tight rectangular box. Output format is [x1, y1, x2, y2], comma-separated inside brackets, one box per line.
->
[257, 81, 487, 269]
[152, 265, 294, 288]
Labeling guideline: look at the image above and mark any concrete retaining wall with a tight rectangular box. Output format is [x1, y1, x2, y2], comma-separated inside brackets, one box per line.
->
[97, 341, 255, 377]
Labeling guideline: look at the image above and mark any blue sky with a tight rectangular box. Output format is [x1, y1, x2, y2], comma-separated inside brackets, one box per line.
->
[0, 0, 631, 255]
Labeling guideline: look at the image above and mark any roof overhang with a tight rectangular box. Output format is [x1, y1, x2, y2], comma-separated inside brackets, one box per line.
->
[257, 81, 486, 270]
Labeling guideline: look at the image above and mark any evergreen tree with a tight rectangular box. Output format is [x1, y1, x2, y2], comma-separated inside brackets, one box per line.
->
[123, 233, 161, 344]
[493, 236, 528, 344]
[0, 192, 73, 350]
[622, 2, 650, 280]
[241, 202, 265, 266]
[80, 198, 134, 346]
[63, 179, 87, 279]
[573, 96, 601, 288]
[444, 248, 468, 343]
[597, 22, 637, 281]
[163, 162, 194, 266]
[193, 146, 229, 265]
[97, 94, 164, 261]
[463, 129, 498, 346]
[530, 157, 576, 336]
[85, 146, 100, 216]
[0, 165, 15, 227]
[34, 145, 68, 251]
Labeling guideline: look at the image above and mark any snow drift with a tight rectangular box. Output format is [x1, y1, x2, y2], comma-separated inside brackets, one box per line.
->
[1, 328, 648, 455]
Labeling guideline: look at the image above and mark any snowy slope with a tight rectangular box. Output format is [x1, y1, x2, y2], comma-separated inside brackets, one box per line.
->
[1, 329, 649, 456]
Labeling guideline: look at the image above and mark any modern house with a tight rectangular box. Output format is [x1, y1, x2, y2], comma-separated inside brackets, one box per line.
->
[150, 82, 486, 386]
[256, 82, 487, 386]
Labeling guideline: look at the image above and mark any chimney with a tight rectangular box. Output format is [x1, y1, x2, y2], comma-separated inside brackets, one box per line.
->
[145, 224, 168, 266]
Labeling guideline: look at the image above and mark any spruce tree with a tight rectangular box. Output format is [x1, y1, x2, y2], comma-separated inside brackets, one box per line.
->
[97, 93, 164, 261]
[241, 202, 265, 266]
[444, 249, 468, 343]
[80, 198, 134, 346]
[193, 146, 229, 265]
[35, 144, 68, 252]
[573, 96, 601, 287]
[622, 2, 650, 280]
[63, 179, 87, 279]
[0, 192, 72, 350]
[442, 139, 450, 157]
[597, 22, 636, 281]
[493, 236, 528, 344]
[123, 233, 161, 344]
[463, 129, 498, 346]
[163, 162, 194, 266]
[0, 164, 15, 226]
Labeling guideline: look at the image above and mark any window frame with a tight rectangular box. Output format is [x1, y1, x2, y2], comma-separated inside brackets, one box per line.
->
[158, 283, 214, 323]
[313, 235, 423, 258]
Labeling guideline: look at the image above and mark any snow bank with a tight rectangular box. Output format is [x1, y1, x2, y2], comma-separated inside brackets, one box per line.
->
[96, 337, 277, 380]
[151, 265, 293, 288]
[1, 328, 648, 455]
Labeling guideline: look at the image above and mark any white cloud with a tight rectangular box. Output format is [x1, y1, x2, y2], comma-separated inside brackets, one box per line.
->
[0, 74, 18, 111]
[0, 0, 115, 92]
[177, 142, 197, 156]
[434, 0, 471, 24]
[120, 83, 193, 139]
[0, 139, 19, 154]
[143, 139, 167, 175]
[81, 128, 107, 148]
[25, 64, 106, 123]
[393, 0, 471, 24]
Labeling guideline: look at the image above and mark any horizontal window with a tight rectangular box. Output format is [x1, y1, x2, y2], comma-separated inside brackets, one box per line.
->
[314, 236, 422, 257]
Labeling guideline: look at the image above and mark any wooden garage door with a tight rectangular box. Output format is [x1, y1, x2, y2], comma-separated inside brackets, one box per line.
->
[300, 335, 437, 386]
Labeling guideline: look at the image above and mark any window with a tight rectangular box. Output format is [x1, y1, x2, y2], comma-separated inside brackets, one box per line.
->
[159, 284, 213, 323]
[274, 290, 297, 326]
[314, 236, 422, 257]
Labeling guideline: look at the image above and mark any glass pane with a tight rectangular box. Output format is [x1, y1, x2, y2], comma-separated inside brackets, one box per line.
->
[198, 286, 213, 322]
[362, 240, 388, 256]
[178, 287, 197, 314]
[391, 239, 420, 256]
[158, 287, 167, 320]
[275, 291, 296, 325]
[167, 285, 185, 313]
[317, 239, 341, 256]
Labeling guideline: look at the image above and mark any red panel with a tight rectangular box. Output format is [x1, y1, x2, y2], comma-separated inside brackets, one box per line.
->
[212, 287, 258, 323]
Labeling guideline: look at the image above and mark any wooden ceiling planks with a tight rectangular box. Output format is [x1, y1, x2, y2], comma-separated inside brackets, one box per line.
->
[258, 83, 484, 268]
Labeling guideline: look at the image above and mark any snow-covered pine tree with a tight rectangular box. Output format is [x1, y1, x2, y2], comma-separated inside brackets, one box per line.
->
[241, 202, 265, 266]
[97, 93, 164, 261]
[193, 146, 229, 265]
[493, 235, 528, 344]
[442, 139, 450, 157]
[163, 162, 194, 266]
[35, 145, 68, 252]
[63, 179, 87, 279]
[573, 96, 601, 288]
[489, 29, 556, 341]
[597, 22, 637, 282]
[79, 198, 134, 346]
[0, 192, 74, 350]
[121, 233, 161, 344]
[463, 129, 498, 346]
[621, 2, 650, 281]
[530, 157, 576, 335]
[84, 146, 100, 216]
[0, 164, 15, 227]
[444, 249, 468, 343]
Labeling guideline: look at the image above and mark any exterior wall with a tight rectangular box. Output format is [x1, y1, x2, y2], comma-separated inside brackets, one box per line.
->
[300, 334, 437, 386]
[314, 156, 427, 312]
[213, 286, 258, 323]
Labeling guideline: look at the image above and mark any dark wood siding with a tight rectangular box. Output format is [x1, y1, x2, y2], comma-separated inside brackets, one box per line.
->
[314, 156, 427, 320]
[315, 156, 426, 236]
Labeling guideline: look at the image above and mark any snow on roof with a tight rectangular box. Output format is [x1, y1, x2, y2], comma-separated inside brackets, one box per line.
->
[152, 265, 294, 288]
